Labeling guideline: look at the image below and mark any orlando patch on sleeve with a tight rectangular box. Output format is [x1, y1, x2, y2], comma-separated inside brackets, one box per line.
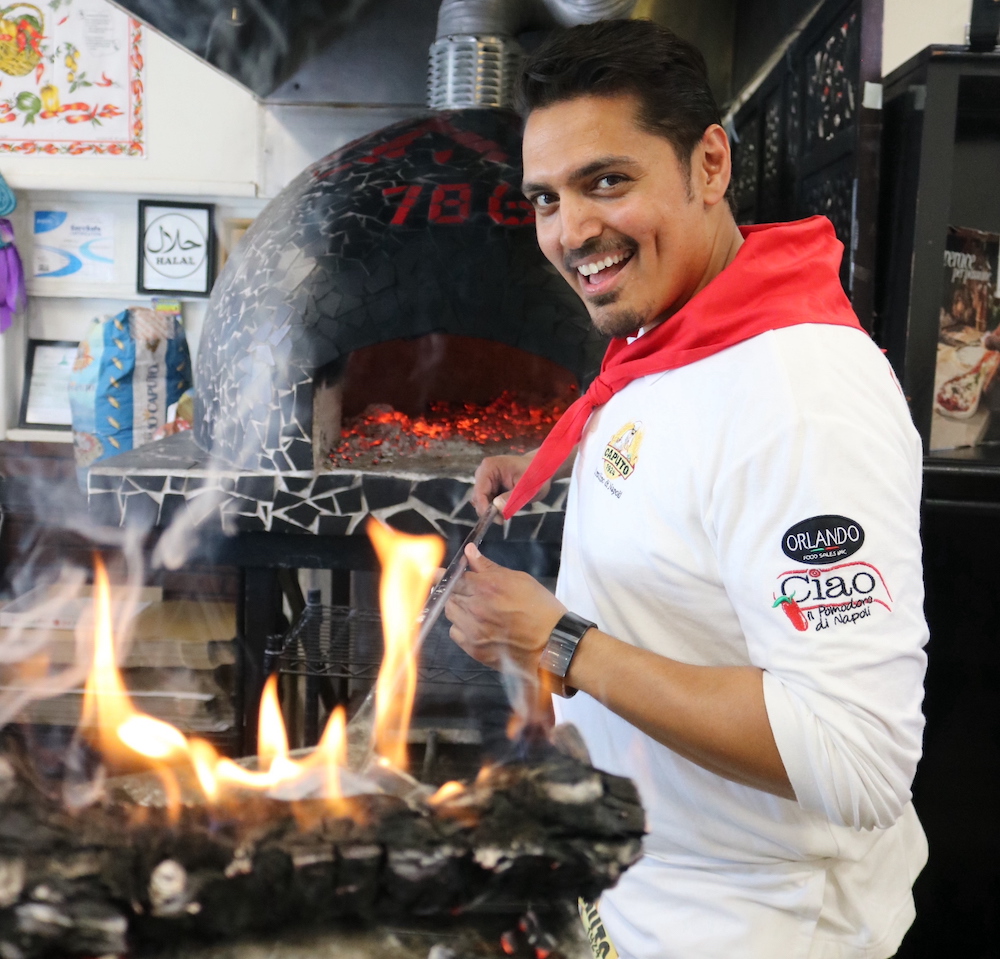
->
[781, 514, 864, 565]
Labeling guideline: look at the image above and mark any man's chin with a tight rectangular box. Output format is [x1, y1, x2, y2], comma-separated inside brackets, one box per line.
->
[588, 302, 647, 339]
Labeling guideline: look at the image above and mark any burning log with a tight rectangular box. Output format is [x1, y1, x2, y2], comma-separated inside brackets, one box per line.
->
[0, 523, 644, 957]
[0, 735, 643, 958]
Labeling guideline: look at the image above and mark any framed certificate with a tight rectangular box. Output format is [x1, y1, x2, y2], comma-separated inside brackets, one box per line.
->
[137, 200, 216, 296]
[18, 339, 79, 430]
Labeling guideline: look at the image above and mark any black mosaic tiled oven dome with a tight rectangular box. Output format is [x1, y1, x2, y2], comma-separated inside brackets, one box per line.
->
[195, 108, 605, 472]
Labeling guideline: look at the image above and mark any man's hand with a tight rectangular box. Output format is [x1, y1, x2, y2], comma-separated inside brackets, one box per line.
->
[471, 452, 544, 518]
[445, 543, 566, 675]
[445, 548, 793, 799]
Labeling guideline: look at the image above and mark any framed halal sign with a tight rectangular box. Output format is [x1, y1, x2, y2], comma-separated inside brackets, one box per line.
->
[137, 200, 216, 297]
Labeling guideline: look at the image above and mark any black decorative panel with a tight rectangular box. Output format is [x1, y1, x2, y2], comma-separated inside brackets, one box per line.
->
[805, 8, 859, 150]
[729, 0, 868, 301]
[195, 109, 604, 473]
[801, 159, 855, 254]
[732, 112, 760, 217]
[785, 73, 802, 176]
[760, 90, 783, 218]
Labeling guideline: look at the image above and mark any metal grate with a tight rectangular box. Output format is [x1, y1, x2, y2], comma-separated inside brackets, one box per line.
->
[268, 599, 497, 687]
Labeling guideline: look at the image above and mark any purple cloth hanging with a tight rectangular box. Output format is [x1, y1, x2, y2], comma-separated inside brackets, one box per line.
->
[0, 217, 25, 333]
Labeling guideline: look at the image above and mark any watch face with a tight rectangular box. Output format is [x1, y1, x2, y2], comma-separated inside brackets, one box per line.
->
[542, 614, 596, 678]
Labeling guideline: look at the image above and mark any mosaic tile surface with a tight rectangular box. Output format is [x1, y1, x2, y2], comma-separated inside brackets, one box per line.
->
[88, 433, 568, 542]
[194, 108, 605, 473]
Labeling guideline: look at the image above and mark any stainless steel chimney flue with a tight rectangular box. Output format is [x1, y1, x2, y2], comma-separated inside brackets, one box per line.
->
[427, 0, 636, 109]
[428, 34, 525, 110]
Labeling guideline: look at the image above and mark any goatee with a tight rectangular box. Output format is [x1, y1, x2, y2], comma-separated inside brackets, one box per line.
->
[589, 294, 647, 338]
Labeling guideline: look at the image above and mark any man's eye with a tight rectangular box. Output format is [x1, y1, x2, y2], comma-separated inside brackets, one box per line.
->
[532, 193, 557, 209]
[596, 174, 626, 190]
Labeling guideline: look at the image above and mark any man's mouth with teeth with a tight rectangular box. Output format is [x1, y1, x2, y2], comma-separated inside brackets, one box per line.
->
[575, 250, 634, 287]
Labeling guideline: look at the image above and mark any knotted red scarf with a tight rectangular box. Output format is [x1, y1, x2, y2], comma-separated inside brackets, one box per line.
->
[502, 216, 866, 519]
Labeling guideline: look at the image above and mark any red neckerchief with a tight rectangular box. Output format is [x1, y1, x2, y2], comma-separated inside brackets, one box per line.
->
[502, 216, 865, 519]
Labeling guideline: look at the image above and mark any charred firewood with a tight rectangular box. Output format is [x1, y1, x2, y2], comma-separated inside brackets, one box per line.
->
[0, 739, 644, 958]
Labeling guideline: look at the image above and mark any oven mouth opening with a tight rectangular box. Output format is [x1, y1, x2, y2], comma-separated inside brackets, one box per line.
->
[313, 333, 580, 473]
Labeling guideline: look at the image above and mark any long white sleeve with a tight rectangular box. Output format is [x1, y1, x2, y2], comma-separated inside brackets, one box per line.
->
[708, 344, 927, 830]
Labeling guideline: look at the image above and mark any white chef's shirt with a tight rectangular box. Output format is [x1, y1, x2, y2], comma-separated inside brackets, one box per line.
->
[554, 324, 929, 959]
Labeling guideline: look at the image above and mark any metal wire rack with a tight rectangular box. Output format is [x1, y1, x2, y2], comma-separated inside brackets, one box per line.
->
[268, 597, 497, 687]
[266, 592, 502, 748]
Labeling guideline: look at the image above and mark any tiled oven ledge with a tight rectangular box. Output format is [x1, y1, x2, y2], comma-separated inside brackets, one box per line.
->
[87, 432, 568, 541]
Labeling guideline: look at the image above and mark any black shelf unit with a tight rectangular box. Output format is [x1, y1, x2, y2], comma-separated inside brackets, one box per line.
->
[876, 46, 1000, 959]
[878, 45, 1000, 456]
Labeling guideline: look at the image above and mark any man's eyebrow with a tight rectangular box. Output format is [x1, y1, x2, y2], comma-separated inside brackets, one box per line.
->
[522, 155, 636, 196]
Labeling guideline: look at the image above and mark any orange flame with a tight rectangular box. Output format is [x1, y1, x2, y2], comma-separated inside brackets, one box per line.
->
[316, 704, 347, 799]
[80, 521, 440, 810]
[80, 558, 142, 760]
[80, 560, 353, 808]
[257, 674, 291, 773]
[80, 558, 188, 817]
[367, 521, 445, 770]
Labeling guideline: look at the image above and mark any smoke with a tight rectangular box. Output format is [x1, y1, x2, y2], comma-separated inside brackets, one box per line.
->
[0, 513, 148, 733]
[114, 0, 377, 98]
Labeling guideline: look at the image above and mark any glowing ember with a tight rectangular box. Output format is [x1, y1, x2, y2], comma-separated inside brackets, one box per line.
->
[428, 780, 464, 805]
[330, 390, 573, 467]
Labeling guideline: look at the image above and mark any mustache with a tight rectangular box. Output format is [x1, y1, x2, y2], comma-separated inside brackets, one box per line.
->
[563, 235, 638, 272]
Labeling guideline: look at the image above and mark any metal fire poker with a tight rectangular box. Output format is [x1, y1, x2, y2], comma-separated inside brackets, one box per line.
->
[417, 504, 500, 646]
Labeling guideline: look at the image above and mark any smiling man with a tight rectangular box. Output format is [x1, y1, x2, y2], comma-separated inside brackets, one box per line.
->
[445, 19, 928, 959]
[521, 96, 741, 340]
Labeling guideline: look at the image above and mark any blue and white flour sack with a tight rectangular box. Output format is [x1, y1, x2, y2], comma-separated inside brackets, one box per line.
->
[69, 305, 192, 488]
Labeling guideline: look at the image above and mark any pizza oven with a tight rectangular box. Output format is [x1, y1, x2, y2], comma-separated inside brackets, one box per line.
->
[193, 108, 604, 476]
[87, 0, 633, 539]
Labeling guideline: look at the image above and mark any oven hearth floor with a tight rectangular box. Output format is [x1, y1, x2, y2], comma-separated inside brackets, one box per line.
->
[329, 437, 530, 475]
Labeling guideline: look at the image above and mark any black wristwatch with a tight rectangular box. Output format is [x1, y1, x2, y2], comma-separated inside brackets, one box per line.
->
[540, 612, 596, 698]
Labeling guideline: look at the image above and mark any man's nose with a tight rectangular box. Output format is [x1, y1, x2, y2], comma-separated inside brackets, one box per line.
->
[558, 196, 602, 251]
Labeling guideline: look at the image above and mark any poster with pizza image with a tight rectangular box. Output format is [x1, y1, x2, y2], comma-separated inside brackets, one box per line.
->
[930, 226, 1000, 451]
[0, 0, 143, 156]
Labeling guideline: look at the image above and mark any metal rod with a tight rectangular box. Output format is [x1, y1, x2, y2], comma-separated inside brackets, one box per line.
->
[416, 504, 500, 646]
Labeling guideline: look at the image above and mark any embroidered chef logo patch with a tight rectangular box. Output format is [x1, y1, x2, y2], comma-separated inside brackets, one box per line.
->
[772, 562, 892, 633]
[781, 514, 865, 565]
[603, 420, 644, 480]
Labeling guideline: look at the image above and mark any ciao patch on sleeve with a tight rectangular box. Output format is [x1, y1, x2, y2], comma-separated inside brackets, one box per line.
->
[781, 514, 864, 565]
[771, 562, 893, 633]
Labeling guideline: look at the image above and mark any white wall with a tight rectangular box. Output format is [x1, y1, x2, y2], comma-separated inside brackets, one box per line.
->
[0, 3, 432, 440]
[261, 104, 426, 199]
[0, 10, 267, 439]
[0, 23, 261, 197]
[883, 0, 973, 77]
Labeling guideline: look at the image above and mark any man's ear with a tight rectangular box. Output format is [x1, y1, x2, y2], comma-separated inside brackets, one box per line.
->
[695, 124, 732, 208]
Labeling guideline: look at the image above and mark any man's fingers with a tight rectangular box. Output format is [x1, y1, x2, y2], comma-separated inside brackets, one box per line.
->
[464, 542, 496, 571]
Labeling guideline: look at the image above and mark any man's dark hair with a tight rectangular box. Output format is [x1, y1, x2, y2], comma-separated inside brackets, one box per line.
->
[517, 19, 722, 168]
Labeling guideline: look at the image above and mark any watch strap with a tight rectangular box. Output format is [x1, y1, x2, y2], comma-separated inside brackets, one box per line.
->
[540, 612, 596, 698]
